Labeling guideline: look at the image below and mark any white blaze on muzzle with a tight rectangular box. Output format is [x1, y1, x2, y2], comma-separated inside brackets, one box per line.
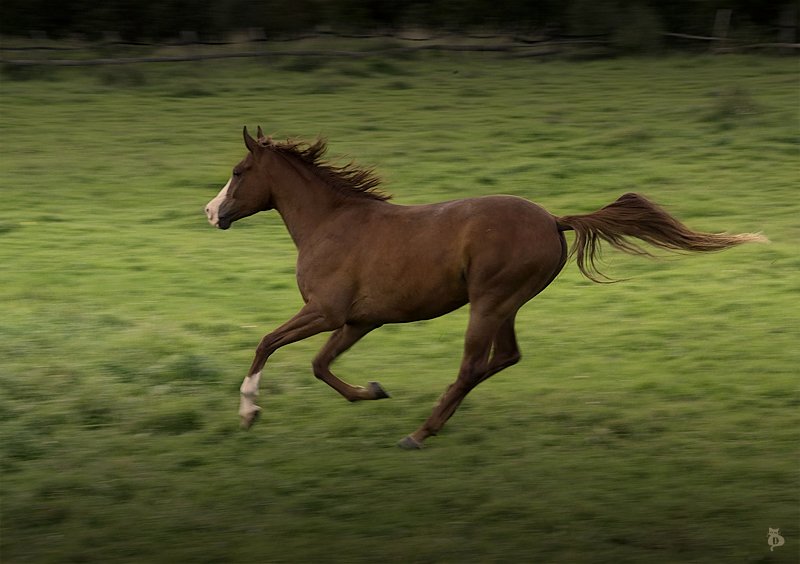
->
[205, 178, 231, 228]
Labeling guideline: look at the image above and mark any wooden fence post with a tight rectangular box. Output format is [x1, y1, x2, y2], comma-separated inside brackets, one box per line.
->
[712, 9, 732, 53]
[779, 3, 797, 54]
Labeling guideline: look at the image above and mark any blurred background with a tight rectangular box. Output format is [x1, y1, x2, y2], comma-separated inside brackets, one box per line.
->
[0, 0, 795, 47]
[1, 2, 798, 564]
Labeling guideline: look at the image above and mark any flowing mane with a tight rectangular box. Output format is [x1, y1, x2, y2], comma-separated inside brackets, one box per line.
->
[266, 137, 391, 201]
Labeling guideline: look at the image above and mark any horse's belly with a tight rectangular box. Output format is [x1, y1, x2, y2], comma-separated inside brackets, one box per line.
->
[350, 258, 469, 323]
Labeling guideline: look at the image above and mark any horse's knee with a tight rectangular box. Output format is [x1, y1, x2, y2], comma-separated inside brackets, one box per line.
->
[255, 336, 272, 357]
[311, 358, 327, 380]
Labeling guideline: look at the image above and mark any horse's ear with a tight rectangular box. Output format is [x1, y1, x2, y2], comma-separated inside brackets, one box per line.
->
[243, 126, 259, 154]
[256, 125, 265, 140]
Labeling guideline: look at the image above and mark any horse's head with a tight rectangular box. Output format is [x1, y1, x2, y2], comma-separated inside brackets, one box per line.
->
[205, 126, 275, 230]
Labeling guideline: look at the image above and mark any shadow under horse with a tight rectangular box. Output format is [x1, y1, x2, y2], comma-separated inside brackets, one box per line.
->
[204, 126, 765, 449]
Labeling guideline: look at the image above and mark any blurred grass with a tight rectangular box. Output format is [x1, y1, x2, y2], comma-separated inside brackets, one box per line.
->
[0, 51, 798, 563]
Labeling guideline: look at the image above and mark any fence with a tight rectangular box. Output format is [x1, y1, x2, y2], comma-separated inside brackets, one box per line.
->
[2, 24, 798, 67]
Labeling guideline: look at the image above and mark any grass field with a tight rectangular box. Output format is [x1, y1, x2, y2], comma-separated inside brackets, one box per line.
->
[1, 50, 798, 563]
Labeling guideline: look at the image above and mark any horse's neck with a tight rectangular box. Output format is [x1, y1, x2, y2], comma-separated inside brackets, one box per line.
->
[270, 162, 339, 248]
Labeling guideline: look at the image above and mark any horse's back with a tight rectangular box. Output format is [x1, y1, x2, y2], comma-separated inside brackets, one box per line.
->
[402, 195, 561, 260]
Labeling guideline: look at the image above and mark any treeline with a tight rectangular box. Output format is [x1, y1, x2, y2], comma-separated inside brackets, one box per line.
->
[0, 0, 790, 43]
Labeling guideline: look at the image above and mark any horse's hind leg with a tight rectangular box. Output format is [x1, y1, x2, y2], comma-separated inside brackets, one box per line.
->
[482, 314, 521, 383]
[312, 323, 390, 402]
[399, 307, 508, 449]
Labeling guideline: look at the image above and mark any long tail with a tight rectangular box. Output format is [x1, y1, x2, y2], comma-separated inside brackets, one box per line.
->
[555, 192, 767, 283]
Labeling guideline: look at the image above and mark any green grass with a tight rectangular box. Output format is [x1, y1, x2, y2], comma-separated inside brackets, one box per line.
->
[1, 51, 798, 563]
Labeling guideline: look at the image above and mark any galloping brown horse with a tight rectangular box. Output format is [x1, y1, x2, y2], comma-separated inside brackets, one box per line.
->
[205, 126, 765, 448]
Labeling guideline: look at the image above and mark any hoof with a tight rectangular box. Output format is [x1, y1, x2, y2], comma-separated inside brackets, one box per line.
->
[368, 381, 391, 400]
[239, 406, 261, 430]
[397, 435, 423, 450]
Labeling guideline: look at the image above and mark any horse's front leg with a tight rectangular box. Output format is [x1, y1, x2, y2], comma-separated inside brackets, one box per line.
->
[240, 303, 338, 428]
[312, 323, 390, 401]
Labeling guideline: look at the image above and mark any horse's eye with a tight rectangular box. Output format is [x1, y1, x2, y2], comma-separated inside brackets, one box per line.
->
[233, 168, 242, 177]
